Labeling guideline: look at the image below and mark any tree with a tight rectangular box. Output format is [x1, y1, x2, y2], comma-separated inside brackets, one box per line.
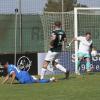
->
[74, 3, 87, 7]
[44, 0, 74, 12]
[44, 0, 87, 12]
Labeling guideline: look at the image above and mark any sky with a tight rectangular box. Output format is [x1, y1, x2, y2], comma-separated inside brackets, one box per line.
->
[77, 0, 100, 7]
[0, 0, 47, 14]
[0, 0, 100, 14]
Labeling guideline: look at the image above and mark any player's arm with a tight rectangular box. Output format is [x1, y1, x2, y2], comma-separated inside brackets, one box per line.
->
[50, 32, 56, 41]
[10, 72, 16, 84]
[61, 31, 67, 42]
[66, 36, 82, 48]
[90, 44, 97, 57]
[69, 36, 82, 44]
[90, 44, 93, 51]
[71, 36, 79, 41]
[90, 44, 96, 52]
[66, 37, 76, 46]
[62, 33, 67, 50]
[49, 32, 56, 48]
[1, 74, 9, 84]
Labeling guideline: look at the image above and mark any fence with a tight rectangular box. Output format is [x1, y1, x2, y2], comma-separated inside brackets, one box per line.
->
[0, 0, 100, 53]
[0, 0, 47, 53]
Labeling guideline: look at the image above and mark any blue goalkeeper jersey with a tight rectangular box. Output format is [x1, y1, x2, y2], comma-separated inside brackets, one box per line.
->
[7, 64, 51, 84]
[7, 64, 35, 84]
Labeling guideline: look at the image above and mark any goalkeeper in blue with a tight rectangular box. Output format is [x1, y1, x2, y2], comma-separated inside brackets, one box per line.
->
[1, 62, 56, 84]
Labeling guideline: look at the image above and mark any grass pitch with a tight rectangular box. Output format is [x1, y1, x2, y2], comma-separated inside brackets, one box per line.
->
[0, 73, 100, 100]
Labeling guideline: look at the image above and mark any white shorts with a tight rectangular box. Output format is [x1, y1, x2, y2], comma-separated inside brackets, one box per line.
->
[45, 50, 58, 62]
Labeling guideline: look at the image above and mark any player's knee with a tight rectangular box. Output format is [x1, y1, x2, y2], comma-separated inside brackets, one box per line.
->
[86, 58, 90, 62]
[43, 61, 49, 68]
[52, 59, 59, 66]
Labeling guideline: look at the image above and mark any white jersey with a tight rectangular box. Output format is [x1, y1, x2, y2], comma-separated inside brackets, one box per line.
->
[77, 36, 92, 54]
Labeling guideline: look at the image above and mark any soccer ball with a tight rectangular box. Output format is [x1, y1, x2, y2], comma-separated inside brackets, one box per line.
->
[91, 50, 97, 57]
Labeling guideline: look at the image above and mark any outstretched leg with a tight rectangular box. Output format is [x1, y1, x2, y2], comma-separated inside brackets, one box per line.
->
[40, 60, 50, 80]
[53, 59, 69, 79]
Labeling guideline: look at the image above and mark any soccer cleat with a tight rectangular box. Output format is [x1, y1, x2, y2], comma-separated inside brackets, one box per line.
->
[86, 69, 92, 74]
[87, 70, 91, 72]
[65, 71, 70, 79]
[87, 66, 95, 72]
[76, 72, 81, 76]
[76, 70, 81, 75]
[86, 68, 93, 73]
[50, 77, 58, 82]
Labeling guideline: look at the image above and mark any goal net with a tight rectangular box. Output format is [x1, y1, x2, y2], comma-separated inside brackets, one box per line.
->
[41, 8, 100, 74]
[41, 12, 74, 52]
[74, 7, 100, 73]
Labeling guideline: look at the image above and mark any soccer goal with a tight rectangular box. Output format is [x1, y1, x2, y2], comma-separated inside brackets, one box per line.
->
[74, 7, 100, 73]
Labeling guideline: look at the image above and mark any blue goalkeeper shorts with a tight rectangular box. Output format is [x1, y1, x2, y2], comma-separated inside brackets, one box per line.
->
[18, 71, 37, 84]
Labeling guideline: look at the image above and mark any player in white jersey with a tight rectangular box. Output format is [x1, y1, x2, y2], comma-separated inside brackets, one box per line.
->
[75, 32, 93, 75]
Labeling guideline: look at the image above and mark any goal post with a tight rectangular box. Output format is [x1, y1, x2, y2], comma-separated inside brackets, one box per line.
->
[74, 8, 78, 74]
[74, 7, 100, 73]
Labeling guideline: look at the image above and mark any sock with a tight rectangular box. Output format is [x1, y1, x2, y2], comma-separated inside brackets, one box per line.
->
[40, 68, 47, 79]
[56, 64, 66, 73]
[31, 75, 37, 80]
[86, 61, 91, 71]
